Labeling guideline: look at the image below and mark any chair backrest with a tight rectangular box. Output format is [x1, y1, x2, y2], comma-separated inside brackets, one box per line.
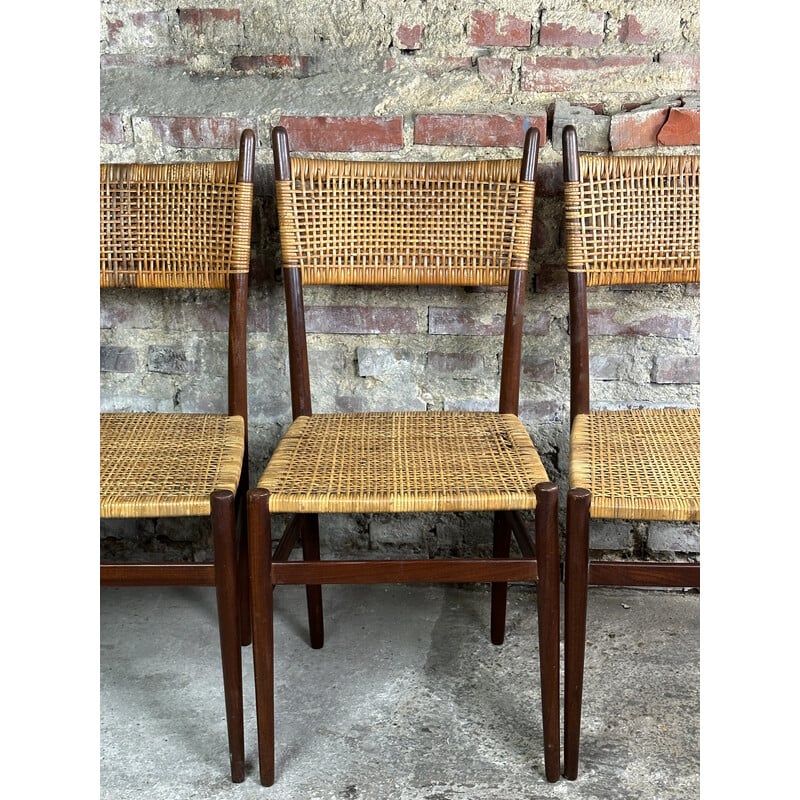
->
[561, 124, 699, 420]
[562, 129, 699, 289]
[100, 128, 256, 417]
[271, 124, 540, 417]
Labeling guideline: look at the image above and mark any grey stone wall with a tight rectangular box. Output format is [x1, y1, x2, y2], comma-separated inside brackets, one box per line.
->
[100, 1, 700, 565]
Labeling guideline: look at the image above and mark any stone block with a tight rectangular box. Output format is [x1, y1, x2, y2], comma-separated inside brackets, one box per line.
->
[552, 100, 610, 153]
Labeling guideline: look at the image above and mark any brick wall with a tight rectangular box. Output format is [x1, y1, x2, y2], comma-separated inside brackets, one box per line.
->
[100, 1, 700, 564]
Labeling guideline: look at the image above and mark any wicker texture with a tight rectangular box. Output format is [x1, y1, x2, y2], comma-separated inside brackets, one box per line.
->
[100, 413, 245, 518]
[276, 157, 535, 286]
[100, 162, 254, 289]
[258, 412, 549, 514]
[564, 154, 699, 287]
[569, 408, 699, 522]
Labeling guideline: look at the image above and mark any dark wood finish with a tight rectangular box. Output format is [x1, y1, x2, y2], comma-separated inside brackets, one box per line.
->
[490, 511, 512, 645]
[534, 482, 561, 783]
[563, 487, 591, 780]
[563, 125, 590, 423]
[100, 563, 216, 586]
[588, 561, 700, 588]
[301, 514, 325, 649]
[211, 489, 245, 783]
[248, 488, 275, 787]
[270, 558, 539, 585]
[250, 126, 558, 787]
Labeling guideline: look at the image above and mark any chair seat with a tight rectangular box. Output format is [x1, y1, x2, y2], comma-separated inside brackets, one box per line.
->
[100, 412, 245, 518]
[569, 407, 699, 522]
[258, 411, 549, 514]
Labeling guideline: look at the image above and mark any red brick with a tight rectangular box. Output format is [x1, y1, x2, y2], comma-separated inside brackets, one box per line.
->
[657, 107, 700, 146]
[137, 116, 256, 148]
[106, 18, 124, 46]
[396, 24, 424, 50]
[429, 308, 550, 336]
[617, 12, 682, 44]
[651, 355, 699, 384]
[610, 106, 670, 151]
[477, 57, 515, 93]
[468, 10, 531, 47]
[588, 308, 692, 339]
[425, 352, 483, 375]
[178, 8, 241, 34]
[429, 307, 505, 336]
[305, 306, 418, 334]
[521, 356, 556, 382]
[539, 15, 605, 47]
[617, 15, 652, 44]
[278, 116, 404, 152]
[414, 113, 546, 147]
[522, 55, 652, 92]
[101, 114, 125, 145]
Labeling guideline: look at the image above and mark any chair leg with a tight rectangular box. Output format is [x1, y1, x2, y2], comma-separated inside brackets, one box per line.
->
[236, 478, 252, 647]
[249, 488, 275, 787]
[491, 510, 511, 645]
[563, 487, 591, 780]
[211, 489, 245, 783]
[534, 482, 560, 783]
[301, 513, 324, 649]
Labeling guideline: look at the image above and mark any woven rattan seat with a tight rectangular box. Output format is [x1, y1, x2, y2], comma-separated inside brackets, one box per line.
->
[560, 125, 700, 781]
[248, 125, 560, 787]
[260, 412, 549, 514]
[101, 413, 245, 518]
[99, 130, 255, 783]
[569, 408, 700, 522]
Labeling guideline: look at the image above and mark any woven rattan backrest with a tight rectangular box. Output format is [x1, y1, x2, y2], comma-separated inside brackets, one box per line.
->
[100, 161, 254, 289]
[564, 154, 699, 287]
[275, 156, 536, 286]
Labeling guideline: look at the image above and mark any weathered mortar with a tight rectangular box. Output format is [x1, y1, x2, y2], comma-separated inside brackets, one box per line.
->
[99, 0, 700, 564]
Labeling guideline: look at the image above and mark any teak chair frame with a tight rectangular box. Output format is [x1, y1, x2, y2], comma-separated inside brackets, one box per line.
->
[248, 124, 560, 786]
[99, 129, 256, 782]
[561, 124, 700, 780]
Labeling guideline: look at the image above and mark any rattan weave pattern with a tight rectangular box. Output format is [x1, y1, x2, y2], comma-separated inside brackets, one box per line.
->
[258, 411, 549, 513]
[100, 413, 245, 518]
[569, 408, 699, 522]
[564, 154, 699, 287]
[276, 157, 535, 286]
[100, 162, 253, 289]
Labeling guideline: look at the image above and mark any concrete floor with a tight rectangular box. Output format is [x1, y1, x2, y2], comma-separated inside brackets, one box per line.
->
[100, 583, 699, 800]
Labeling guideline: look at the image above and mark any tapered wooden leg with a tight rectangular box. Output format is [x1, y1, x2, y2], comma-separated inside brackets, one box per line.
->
[211, 489, 245, 783]
[564, 488, 591, 780]
[236, 471, 251, 646]
[491, 510, 511, 645]
[249, 488, 275, 787]
[533, 482, 560, 783]
[301, 513, 324, 649]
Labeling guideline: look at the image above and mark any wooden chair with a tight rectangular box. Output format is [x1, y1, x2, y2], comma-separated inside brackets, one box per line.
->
[247, 125, 560, 786]
[560, 124, 700, 779]
[100, 129, 255, 782]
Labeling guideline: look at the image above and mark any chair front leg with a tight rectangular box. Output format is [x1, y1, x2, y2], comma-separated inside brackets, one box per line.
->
[534, 482, 560, 783]
[248, 488, 276, 787]
[563, 487, 591, 780]
[211, 489, 245, 783]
